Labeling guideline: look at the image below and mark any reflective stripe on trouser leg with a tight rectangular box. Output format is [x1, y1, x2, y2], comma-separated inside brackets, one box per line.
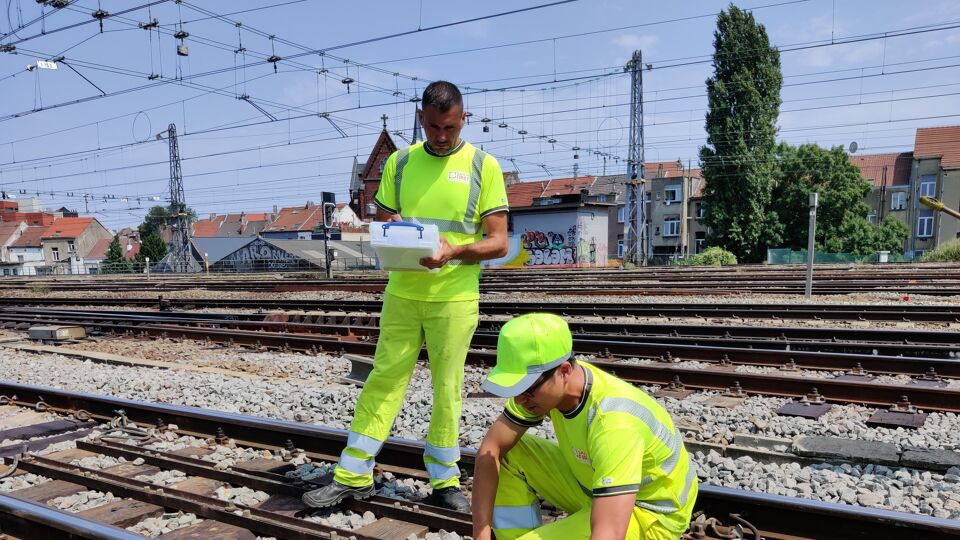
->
[422, 299, 479, 488]
[492, 434, 591, 540]
[334, 294, 424, 487]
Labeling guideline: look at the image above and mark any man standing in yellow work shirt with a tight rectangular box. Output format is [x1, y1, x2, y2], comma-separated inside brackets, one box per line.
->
[473, 313, 698, 539]
[303, 81, 509, 512]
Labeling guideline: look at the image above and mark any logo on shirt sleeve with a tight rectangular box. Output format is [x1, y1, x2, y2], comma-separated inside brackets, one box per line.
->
[448, 171, 470, 184]
[602, 477, 614, 486]
[572, 448, 591, 464]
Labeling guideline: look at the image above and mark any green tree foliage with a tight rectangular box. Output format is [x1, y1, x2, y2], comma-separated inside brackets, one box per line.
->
[679, 246, 738, 266]
[138, 205, 197, 237]
[771, 143, 909, 255]
[699, 4, 783, 262]
[103, 235, 132, 273]
[921, 238, 960, 262]
[137, 233, 167, 264]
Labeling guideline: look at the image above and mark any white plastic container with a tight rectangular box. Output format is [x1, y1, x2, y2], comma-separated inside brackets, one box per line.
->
[369, 221, 440, 272]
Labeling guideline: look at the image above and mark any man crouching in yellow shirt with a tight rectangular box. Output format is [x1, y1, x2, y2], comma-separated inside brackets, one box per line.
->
[472, 313, 698, 540]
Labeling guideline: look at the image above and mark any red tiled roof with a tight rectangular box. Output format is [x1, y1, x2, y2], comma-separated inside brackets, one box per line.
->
[915, 125, 960, 169]
[11, 227, 46, 248]
[264, 204, 322, 232]
[42, 217, 93, 239]
[506, 181, 548, 207]
[0, 222, 21, 245]
[849, 152, 913, 187]
[644, 161, 701, 179]
[120, 237, 140, 260]
[244, 213, 269, 221]
[192, 220, 223, 238]
[85, 238, 111, 260]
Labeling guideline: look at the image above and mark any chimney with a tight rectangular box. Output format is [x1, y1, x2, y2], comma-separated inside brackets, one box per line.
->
[209, 213, 216, 220]
[503, 171, 520, 186]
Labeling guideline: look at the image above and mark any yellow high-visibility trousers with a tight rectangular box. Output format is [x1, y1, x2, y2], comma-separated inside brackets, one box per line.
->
[333, 292, 479, 489]
[492, 434, 694, 540]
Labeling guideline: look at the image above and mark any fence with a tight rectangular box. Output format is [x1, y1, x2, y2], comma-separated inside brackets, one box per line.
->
[766, 248, 914, 265]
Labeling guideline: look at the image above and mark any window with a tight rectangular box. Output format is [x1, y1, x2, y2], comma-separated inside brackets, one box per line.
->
[617, 240, 624, 258]
[867, 212, 877, 224]
[17, 255, 23, 263]
[917, 209, 934, 238]
[67, 240, 75, 253]
[378, 158, 386, 173]
[891, 192, 906, 210]
[919, 175, 936, 198]
[664, 185, 681, 204]
[663, 218, 681, 237]
[596, 194, 607, 202]
[695, 232, 706, 254]
[617, 206, 625, 223]
[51, 247, 60, 261]
[696, 202, 706, 219]
[2, 269, 7, 276]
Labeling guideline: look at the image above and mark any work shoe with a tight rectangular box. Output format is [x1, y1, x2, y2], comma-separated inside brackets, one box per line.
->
[430, 486, 471, 513]
[302, 480, 374, 508]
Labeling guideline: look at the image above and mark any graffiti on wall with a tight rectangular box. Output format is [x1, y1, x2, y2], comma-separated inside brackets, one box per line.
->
[219, 239, 306, 270]
[523, 225, 578, 266]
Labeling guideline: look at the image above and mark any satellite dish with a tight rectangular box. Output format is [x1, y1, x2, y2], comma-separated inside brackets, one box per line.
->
[849, 141, 858, 154]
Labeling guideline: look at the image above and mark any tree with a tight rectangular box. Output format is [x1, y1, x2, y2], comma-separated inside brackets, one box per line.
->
[103, 235, 132, 273]
[137, 233, 167, 263]
[138, 205, 197, 238]
[699, 4, 784, 262]
[771, 143, 909, 256]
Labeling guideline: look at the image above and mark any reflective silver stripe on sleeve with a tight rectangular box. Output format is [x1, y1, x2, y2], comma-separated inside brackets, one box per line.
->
[412, 217, 479, 235]
[493, 503, 542, 530]
[393, 147, 411, 214]
[679, 458, 698, 506]
[424, 443, 460, 464]
[592, 397, 683, 476]
[425, 462, 460, 481]
[347, 431, 384, 457]
[464, 148, 487, 223]
[338, 452, 375, 475]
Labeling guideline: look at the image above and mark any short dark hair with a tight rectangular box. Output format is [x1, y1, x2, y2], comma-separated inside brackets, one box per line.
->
[422, 81, 463, 112]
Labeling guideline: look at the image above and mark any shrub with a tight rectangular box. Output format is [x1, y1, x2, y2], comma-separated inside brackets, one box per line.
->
[679, 246, 738, 266]
[29, 284, 50, 294]
[921, 239, 960, 263]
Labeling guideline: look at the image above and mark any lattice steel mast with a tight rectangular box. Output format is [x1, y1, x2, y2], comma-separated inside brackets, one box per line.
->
[164, 123, 191, 272]
[624, 50, 647, 265]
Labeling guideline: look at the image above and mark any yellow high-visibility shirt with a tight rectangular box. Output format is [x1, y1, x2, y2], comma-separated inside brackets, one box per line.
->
[374, 140, 508, 302]
[504, 362, 698, 535]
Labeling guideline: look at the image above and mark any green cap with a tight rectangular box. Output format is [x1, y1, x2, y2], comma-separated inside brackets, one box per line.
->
[481, 313, 573, 398]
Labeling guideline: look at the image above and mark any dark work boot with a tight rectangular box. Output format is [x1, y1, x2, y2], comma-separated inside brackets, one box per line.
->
[302, 480, 374, 508]
[430, 486, 471, 513]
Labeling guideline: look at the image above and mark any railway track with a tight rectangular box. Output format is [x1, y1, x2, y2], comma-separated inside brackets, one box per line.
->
[2, 308, 960, 416]
[4, 296, 960, 321]
[3, 264, 960, 295]
[0, 381, 957, 539]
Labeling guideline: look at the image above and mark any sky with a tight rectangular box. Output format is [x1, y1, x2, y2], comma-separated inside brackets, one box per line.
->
[0, 0, 959, 231]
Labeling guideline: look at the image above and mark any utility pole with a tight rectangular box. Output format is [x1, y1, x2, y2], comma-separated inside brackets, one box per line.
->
[624, 50, 646, 266]
[805, 192, 819, 298]
[162, 123, 191, 273]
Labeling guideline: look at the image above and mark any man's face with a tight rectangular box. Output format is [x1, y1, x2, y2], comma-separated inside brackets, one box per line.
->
[515, 365, 567, 414]
[420, 104, 465, 153]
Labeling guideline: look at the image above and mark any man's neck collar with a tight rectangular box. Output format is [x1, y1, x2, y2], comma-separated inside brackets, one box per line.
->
[423, 139, 465, 157]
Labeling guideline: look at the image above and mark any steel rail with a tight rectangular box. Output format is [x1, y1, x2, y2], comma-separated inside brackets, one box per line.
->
[0, 382, 957, 539]
[2, 297, 960, 321]
[3, 309, 960, 378]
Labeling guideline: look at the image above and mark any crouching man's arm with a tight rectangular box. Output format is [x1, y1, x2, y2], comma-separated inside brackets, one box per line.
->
[472, 415, 526, 540]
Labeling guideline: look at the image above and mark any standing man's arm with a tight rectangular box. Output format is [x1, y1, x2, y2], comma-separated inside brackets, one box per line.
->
[472, 415, 526, 540]
[420, 211, 508, 269]
[375, 207, 403, 223]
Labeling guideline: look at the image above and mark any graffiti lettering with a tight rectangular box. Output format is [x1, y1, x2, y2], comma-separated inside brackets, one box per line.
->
[523, 228, 577, 266]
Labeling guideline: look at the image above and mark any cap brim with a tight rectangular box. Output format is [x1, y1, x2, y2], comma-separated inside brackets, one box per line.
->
[481, 369, 541, 398]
